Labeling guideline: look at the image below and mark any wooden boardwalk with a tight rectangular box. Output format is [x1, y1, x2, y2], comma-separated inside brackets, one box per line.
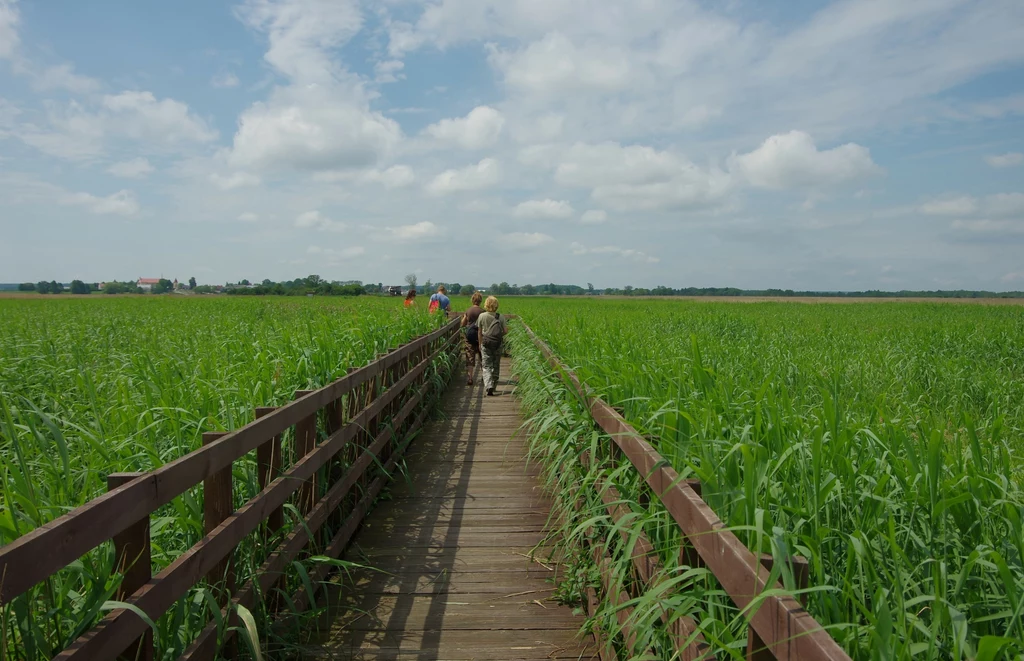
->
[309, 359, 597, 660]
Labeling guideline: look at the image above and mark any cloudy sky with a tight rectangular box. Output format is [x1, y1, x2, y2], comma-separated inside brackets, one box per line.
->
[1, 0, 1022, 290]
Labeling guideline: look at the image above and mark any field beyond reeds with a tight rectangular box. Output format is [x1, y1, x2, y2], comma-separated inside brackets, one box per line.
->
[0, 295, 439, 658]
[506, 298, 1024, 660]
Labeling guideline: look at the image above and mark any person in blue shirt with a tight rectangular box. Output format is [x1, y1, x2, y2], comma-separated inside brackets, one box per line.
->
[428, 285, 451, 314]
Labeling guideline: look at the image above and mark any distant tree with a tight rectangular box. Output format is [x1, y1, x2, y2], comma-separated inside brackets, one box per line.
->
[18, 283, 35, 291]
[460, 284, 475, 295]
[587, 282, 594, 294]
[404, 273, 417, 290]
[447, 283, 461, 295]
[240, 279, 251, 286]
[189, 276, 197, 290]
[70, 280, 90, 295]
[522, 284, 536, 295]
[153, 278, 174, 294]
[305, 275, 322, 289]
[261, 279, 272, 287]
[50, 280, 64, 294]
[104, 282, 126, 294]
[423, 279, 433, 294]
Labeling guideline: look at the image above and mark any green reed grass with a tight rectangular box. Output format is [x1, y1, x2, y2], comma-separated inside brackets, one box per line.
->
[506, 299, 1024, 661]
[0, 295, 446, 659]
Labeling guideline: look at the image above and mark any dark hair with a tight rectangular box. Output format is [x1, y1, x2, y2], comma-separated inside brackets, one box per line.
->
[471, 291, 483, 305]
[405, 289, 416, 300]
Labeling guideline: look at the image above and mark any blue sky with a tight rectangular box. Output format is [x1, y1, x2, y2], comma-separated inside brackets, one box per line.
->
[1, 0, 1022, 290]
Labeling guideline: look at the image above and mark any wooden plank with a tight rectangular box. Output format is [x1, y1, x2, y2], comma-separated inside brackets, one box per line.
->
[107, 473, 153, 661]
[306, 628, 596, 660]
[294, 390, 317, 515]
[254, 407, 284, 536]
[0, 318, 462, 606]
[326, 595, 582, 631]
[201, 432, 233, 594]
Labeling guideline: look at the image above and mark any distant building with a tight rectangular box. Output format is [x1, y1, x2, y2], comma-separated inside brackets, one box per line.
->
[388, 286, 403, 296]
[137, 278, 160, 292]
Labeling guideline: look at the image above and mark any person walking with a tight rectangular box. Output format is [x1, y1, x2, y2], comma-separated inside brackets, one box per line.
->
[476, 296, 506, 396]
[428, 285, 451, 315]
[403, 289, 417, 307]
[461, 291, 484, 386]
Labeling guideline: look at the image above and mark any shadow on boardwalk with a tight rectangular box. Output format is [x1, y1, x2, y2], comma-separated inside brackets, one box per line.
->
[305, 359, 596, 661]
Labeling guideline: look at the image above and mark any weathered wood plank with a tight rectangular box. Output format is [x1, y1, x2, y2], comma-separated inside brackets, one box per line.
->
[314, 358, 592, 659]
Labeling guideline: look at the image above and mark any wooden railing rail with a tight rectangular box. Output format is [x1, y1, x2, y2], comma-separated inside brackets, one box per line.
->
[0, 317, 463, 660]
[519, 321, 850, 661]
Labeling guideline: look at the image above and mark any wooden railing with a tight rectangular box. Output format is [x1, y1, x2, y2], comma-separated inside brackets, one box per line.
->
[519, 322, 850, 661]
[0, 317, 463, 660]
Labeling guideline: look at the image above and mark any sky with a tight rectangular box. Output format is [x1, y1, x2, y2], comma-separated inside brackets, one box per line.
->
[0, 0, 1022, 291]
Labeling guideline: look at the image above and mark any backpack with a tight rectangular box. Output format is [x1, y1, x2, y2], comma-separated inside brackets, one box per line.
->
[481, 313, 503, 350]
[465, 322, 478, 345]
[428, 296, 440, 314]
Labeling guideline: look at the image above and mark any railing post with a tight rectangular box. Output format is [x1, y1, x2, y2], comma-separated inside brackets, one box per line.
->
[202, 432, 233, 595]
[108, 473, 154, 661]
[254, 408, 284, 535]
[294, 390, 317, 515]
[747, 554, 810, 660]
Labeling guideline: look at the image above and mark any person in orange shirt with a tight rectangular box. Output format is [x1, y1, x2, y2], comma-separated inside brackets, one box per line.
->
[403, 289, 417, 307]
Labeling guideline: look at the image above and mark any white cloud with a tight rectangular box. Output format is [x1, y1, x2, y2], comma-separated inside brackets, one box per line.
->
[363, 165, 415, 188]
[732, 131, 882, 190]
[102, 91, 218, 144]
[512, 198, 573, 219]
[228, 84, 401, 173]
[569, 241, 659, 263]
[488, 32, 631, 96]
[986, 193, 1024, 217]
[0, 0, 19, 60]
[210, 172, 261, 190]
[235, 0, 364, 84]
[555, 142, 733, 211]
[424, 105, 505, 149]
[229, 0, 401, 173]
[237, 211, 259, 222]
[32, 64, 101, 94]
[920, 196, 978, 216]
[308, 245, 365, 259]
[580, 209, 607, 224]
[374, 59, 404, 83]
[426, 158, 500, 194]
[383, 220, 441, 241]
[295, 210, 346, 232]
[211, 72, 240, 88]
[62, 189, 139, 216]
[985, 153, 1023, 168]
[107, 157, 154, 179]
[501, 232, 554, 250]
[921, 193, 1024, 218]
[15, 91, 216, 161]
[951, 219, 1024, 234]
[313, 164, 415, 187]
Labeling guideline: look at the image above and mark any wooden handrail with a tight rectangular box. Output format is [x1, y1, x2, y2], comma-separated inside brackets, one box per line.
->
[0, 319, 460, 607]
[519, 321, 850, 661]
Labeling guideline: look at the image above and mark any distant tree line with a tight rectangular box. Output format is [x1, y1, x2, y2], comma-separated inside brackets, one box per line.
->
[224, 275, 366, 297]
[11, 278, 1024, 299]
[21, 280, 99, 294]
[595, 287, 1024, 298]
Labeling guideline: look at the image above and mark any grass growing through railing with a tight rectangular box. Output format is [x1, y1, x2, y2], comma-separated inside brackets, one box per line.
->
[0, 295, 451, 659]
[507, 299, 1024, 661]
